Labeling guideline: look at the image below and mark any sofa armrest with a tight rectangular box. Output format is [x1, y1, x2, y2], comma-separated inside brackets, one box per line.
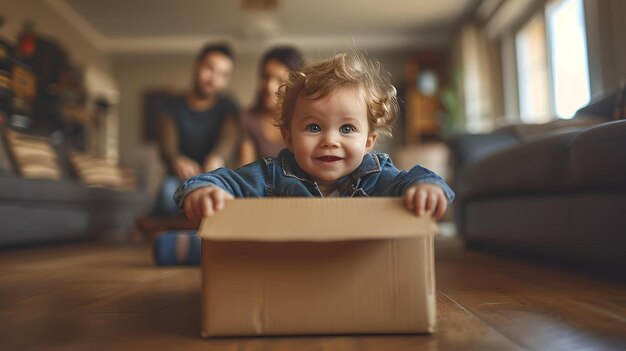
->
[457, 130, 585, 199]
[571, 119, 626, 188]
[449, 132, 520, 166]
[448, 131, 520, 187]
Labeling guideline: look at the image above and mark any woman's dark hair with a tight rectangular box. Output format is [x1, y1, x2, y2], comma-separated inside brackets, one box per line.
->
[259, 46, 303, 72]
[195, 42, 234, 63]
[252, 46, 303, 113]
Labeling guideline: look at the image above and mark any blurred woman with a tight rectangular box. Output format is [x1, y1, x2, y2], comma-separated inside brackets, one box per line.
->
[239, 47, 303, 165]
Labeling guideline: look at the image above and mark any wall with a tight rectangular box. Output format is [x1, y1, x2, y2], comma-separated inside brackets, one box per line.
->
[585, 0, 626, 96]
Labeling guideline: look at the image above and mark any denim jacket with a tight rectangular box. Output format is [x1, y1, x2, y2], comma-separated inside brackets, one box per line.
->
[174, 148, 454, 208]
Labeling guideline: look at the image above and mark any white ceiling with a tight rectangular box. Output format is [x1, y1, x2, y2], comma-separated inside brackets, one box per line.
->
[49, 0, 476, 54]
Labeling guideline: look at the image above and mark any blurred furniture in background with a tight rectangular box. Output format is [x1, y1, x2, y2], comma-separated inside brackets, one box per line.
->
[0, 22, 146, 247]
[395, 52, 453, 206]
[0, 127, 149, 247]
[69, 151, 136, 191]
[392, 142, 450, 180]
[0, 172, 149, 247]
[3, 129, 61, 180]
[404, 52, 446, 144]
[0, 126, 149, 247]
[449, 88, 626, 277]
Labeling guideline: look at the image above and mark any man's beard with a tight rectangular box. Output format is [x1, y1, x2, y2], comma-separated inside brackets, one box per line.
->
[193, 79, 214, 99]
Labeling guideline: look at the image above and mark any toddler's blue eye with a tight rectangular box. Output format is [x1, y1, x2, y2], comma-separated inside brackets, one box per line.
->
[306, 124, 321, 133]
[340, 124, 354, 134]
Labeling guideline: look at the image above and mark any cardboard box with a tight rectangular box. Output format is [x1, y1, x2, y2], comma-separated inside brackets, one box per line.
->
[198, 198, 438, 337]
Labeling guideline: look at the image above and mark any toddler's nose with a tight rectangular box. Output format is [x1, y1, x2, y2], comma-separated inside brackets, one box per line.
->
[320, 132, 340, 148]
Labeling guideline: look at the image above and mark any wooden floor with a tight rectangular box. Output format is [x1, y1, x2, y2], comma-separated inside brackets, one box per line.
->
[0, 236, 624, 351]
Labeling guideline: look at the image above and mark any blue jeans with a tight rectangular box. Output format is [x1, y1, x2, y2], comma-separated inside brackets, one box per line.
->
[151, 175, 182, 216]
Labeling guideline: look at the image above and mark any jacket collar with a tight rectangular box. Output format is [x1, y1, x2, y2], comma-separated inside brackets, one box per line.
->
[337, 152, 381, 194]
[350, 152, 382, 179]
[279, 149, 314, 183]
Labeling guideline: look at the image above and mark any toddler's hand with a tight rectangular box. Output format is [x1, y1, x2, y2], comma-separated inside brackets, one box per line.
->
[403, 183, 447, 220]
[183, 186, 234, 226]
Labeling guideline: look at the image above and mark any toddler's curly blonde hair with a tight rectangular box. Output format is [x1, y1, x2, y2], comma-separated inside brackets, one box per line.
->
[276, 51, 399, 138]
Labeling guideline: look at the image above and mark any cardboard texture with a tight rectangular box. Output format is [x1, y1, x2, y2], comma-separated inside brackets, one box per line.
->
[198, 198, 437, 337]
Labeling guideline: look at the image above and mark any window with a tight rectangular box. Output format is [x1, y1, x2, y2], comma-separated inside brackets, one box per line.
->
[514, 0, 590, 123]
[546, 0, 590, 118]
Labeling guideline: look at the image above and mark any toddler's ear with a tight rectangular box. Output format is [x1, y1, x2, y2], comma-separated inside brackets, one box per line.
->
[365, 132, 377, 152]
[281, 127, 293, 151]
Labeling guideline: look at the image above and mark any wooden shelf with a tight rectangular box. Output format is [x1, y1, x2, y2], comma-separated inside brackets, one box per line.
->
[404, 52, 448, 144]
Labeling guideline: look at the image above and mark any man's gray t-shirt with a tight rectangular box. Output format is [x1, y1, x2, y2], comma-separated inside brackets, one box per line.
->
[161, 95, 239, 166]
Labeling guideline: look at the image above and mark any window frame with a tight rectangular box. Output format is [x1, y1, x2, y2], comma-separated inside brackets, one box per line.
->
[504, 0, 591, 123]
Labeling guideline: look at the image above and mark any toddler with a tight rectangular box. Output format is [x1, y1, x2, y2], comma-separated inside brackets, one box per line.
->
[175, 51, 454, 225]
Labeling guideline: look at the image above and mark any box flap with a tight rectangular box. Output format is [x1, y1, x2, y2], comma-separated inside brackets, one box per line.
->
[198, 197, 437, 242]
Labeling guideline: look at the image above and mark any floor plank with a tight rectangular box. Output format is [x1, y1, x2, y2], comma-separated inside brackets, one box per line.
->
[435, 238, 626, 351]
[0, 238, 624, 350]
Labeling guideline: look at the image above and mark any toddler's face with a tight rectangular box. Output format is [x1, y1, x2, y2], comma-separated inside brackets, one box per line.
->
[281, 86, 377, 188]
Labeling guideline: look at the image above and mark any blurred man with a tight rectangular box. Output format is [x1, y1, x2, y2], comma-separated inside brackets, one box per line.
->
[140, 43, 240, 236]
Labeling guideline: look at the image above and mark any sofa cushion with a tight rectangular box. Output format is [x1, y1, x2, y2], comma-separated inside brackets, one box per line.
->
[459, 129, 583, 198]
[571, 120, 626, 189]
[0, 174, 147, 209]
[0, 174, 151, 247]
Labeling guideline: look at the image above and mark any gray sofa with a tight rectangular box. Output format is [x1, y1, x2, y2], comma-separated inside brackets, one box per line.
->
[0, 174, 150, 247]
[450, 103, 626, 278]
